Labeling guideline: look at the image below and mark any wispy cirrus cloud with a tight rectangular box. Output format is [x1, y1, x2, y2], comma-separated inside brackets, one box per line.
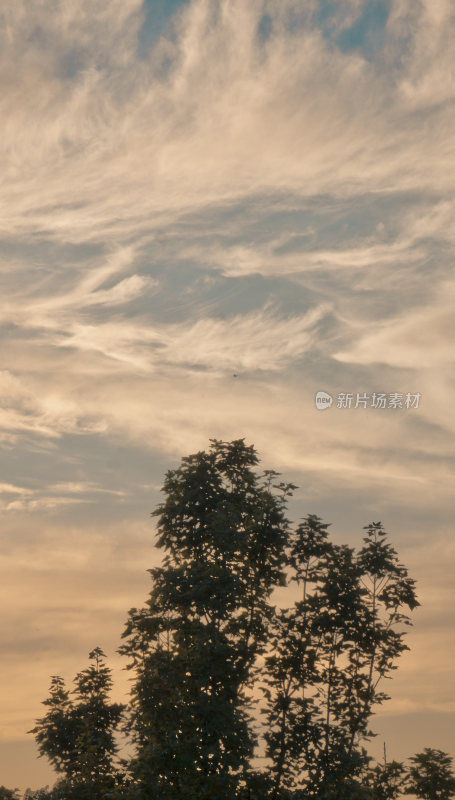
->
[0, 0, 452, 247]
[0, 478, 125, 512]
[55, 303, 330, 373]
[335, 280, 455, 370]
[0, 0, 452, 489]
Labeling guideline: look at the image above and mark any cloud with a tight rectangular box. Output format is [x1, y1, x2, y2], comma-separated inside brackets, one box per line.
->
[0, 479, 126, 513]
[334, 281, 455, 369]
[0, 483, 33, 496]
[0, 0, 452, 504]
[54, 304, 329, 373]
[394, 0, 455, 109]
[0, 0, 452, 248]
[0, 245, 152, 329]
[48, 481, 125, 495]
[2, 496, 88, 512]
[332, 280, 455, 440]
[185, 230, 427, 278]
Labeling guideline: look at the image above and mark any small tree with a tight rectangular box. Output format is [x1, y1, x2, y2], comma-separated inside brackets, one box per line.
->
[262, 517, 418, 798]
[0, 788, 20, 800]
[406, 748, 455, 800]
[31, 648, 125, 799]
[364, 759, 406, 799]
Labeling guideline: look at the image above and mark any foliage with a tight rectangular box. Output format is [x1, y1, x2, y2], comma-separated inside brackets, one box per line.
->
[262, 516, 418, 797]
[119, 439, 419, 799]
[30, 648, 125, 800]
[405, 748, 455, 800]
[364, 759, 407, 799]
[120, 439, 295, 799]
[25, 440, 454, 800]
[0, 788, 20, 800]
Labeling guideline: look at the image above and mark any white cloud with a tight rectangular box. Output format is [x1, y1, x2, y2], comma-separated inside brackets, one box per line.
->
[161, 305, 329, 371]
[2, 302, 329, 377]
[395, 0, 455, 109]
[0, 483, 33, 496]
[48, 481, 125, 495]
[1, 246, 151, 331]
[0, 0, 452, 247]
[3, 496, 88, 512]
[0, 479, 126, 513]
[186, 233, 426, 278]
[0, 0, 452, 491]
[334, 281, 455, 369]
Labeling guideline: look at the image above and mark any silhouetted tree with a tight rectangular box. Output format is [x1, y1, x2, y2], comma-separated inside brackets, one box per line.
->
[120, 439, 295, 799]
[31, 648, 125, 800]
[405, 748, 455, 800]
[119, 439, 418, 799]
[364, 759, 406, 799]
[0, 788, 19, 800]
[263, 517, 418, 797]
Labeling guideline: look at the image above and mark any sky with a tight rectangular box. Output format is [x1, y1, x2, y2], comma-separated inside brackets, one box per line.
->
[0, 0, 454, 790]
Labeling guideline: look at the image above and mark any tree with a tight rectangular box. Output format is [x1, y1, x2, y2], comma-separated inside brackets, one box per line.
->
[364, 758, 406, 799]
[119, 439, 419, 799]
[262, 516, 418, 798]
[120, 439, 294, 799]
[0, 788, 20, 800]
[405, 748, 455, 800]
[31, 648, 125, 800]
